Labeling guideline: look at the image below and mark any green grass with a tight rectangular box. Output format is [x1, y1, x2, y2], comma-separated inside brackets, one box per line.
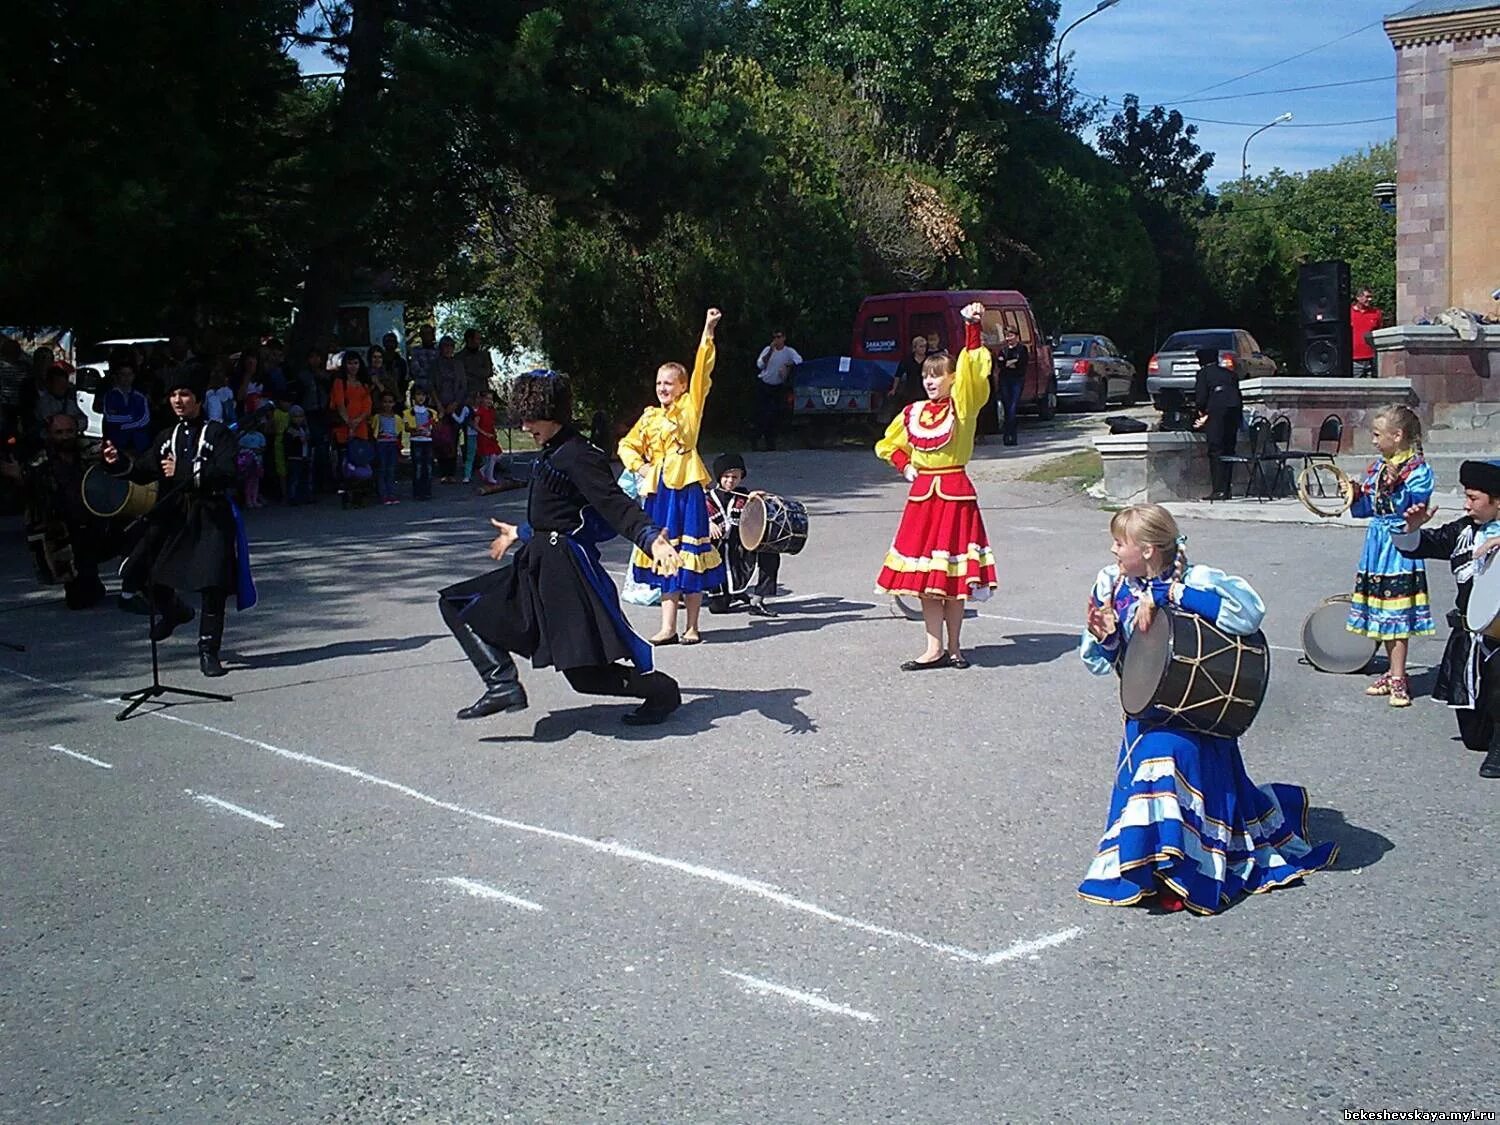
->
[1020, 448, 1103, 486]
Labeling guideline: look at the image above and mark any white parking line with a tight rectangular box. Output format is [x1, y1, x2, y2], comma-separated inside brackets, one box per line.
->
[982, 926, 1084, 965]
[186, 790, 284, 829]
[0, 665, 1015, 966]
[439, 876, 545, 912]
[50, 744, 113, 770]
[722, 970, 878, 1023]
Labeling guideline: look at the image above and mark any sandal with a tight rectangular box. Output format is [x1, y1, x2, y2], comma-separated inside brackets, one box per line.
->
[1389, 676, 1412, 708]
[1365, 673, 1392, 697]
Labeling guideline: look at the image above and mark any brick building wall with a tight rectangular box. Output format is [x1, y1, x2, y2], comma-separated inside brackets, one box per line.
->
[1387, 7, 1500, 322]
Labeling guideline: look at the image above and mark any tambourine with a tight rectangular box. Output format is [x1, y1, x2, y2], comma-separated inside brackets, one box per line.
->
[1296, 462, 1354, 518]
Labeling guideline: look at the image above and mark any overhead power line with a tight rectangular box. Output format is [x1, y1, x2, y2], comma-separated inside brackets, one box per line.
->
[1182, 114, 1396, 128]
[1173, 74, 1394, 105]
[1169, 19, 1384, 100]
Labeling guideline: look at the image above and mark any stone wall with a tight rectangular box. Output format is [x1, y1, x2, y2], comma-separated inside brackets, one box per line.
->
[1388, 11, 1500, 322]
[1374, 325, 1500, 429]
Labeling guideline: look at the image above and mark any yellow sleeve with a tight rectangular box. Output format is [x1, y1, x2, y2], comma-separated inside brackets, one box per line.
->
[952, 343, 993, 420]
[874, 409, 911, 466]
[676, 336, 716, 452]
[617, 413, 649, 472]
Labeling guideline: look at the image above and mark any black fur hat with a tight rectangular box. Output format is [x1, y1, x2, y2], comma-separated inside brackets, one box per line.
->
[1460, 459, 1500, 497]
[712, 452, 746, 478]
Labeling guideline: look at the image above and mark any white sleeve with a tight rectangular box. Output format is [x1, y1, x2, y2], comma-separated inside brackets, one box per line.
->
[1079, 565, 1122, 676]
[788, 348, 803, 365]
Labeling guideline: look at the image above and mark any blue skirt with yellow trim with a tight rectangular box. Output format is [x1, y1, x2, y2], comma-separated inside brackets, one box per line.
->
[632, 481, 725, 595]
[1347, 515, 1435, 639]
[1078, 719, 1338, 915]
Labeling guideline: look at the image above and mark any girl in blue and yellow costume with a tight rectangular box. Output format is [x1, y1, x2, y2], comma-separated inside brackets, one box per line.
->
[1344, 403, 1436, 707]
[874, 301, 998, 670]
[1079, 504, 1337, 914]
[618, 308, 727, 646]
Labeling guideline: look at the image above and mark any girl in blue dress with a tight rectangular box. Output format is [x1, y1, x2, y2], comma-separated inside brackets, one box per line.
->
[1345, 404, 1436, 707]
[1079, 504, 1337, 914]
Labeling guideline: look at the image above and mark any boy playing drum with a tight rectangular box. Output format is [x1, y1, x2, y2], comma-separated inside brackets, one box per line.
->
[705, 453, 780, 618]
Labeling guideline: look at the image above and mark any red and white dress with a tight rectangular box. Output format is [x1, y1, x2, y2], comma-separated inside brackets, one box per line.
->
[874, 320, 998, 600]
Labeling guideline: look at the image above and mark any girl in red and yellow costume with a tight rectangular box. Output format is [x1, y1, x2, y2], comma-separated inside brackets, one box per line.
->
[875, 301, 998, 670]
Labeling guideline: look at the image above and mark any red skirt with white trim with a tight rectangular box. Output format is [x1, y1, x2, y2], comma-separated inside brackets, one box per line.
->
[875, 470, 997, 600]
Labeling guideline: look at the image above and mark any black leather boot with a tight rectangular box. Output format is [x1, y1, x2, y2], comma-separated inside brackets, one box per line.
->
[150, 598, 194, 642]
[198, 598, 227, 677]
[455, 628, 527, 719]
[621, 670, 682, 726]
[1481, 745, 1500, 780]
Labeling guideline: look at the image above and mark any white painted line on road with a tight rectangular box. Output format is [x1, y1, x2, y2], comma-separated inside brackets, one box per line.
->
[186, 789, 284, 829]
[722, 970, 878, 1023]
[2, 664, 1071, 969]
[439, 876, 545, 912]
[50, 744, 113, 769]
[982, 926, 1084, 965]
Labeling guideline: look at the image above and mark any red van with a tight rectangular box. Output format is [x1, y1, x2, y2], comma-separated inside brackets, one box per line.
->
[849, 290, 1056, 420]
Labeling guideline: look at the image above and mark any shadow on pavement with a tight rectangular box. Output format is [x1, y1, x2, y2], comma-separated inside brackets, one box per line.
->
[1306, 806, 1396, 871]
[964, 632, 1077, 668]
[235, 633, 446, 669]
[479, 684, 817, 743]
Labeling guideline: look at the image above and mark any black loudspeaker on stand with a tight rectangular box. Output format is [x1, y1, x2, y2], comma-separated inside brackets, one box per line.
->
[115, 480, 232, 722]
[1298, 259, 1352, 378]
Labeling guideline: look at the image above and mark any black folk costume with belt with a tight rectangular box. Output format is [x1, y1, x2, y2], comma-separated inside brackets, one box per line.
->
[438, 424, 681, 724]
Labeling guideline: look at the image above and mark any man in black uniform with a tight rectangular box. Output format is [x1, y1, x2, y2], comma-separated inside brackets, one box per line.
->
[102, 370, 250, 677]
[438, 368, 684, 726]
[1192, 345, 1243, 501]
[997, 325, 1028, 447]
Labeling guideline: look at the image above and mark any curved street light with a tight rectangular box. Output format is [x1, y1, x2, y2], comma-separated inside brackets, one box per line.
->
[1241, 112, 1294, 182]
[1055, 0, 1121, 115]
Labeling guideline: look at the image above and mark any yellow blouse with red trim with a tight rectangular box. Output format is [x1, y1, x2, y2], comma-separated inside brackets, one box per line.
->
[874, 320, 992, 500]
[617, 336, 716, 496]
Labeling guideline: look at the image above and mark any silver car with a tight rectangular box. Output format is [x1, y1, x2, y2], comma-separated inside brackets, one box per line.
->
[1052, 334, 1137, 410]
[1145, 328, 1277, 410]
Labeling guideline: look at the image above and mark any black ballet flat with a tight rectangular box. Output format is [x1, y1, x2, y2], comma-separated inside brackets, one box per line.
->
[648, 634, 680, 647]
[900, 655, 952, 671]
[949, 655, 971, 669]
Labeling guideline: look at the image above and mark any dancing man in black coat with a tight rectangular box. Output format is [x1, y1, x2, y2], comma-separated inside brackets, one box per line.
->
[102, 369, 251, 677]
[438, 369, 684, 726]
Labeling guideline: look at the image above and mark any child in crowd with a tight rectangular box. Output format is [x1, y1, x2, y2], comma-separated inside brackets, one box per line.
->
[236, 423, 268, 508]
[1395, 458, 1500, 779]
[404, 385, 437, 500]
[617, 308, 726, 646]
[1079, 503, 1337, 913]
[452, 393, 477, 484]
[284, 404, 312, 505]
[373, 391, 405, 505]
[874, 301, 996, 669]
[270, 395, 292, 503]
[1344, 403, 1435, 707]
[475, 388, 503, 486]
[706, 453, 779, 617]
[204, 364, 236, 425]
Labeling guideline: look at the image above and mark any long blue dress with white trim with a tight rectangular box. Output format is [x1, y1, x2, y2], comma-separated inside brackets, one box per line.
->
[1346, 450, 1436, 640]
[1078, 563, 1338, 914]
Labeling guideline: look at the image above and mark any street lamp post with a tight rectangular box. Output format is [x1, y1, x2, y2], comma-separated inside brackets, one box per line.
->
[1055, 0, 1121, 115]
[1241, 112, 1293, 182]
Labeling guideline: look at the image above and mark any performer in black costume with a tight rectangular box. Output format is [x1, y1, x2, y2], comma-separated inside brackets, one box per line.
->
[102, 370, 254, 678]
[1394, 458, 1500, 778]
[438, 369, 685, 726]
[705, 452, 779, 617]
[1193, 345, 1243, 501]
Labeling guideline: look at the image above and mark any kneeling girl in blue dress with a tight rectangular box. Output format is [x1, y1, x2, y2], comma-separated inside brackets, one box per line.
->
[1078, 504, 1338, 914]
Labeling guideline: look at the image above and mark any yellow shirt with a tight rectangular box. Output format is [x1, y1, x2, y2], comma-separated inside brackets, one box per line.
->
[875, 342, 992, 471]
[617, 337, 716, 494]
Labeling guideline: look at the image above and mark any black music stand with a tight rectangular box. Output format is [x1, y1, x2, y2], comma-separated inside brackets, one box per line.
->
[114, 479, 232, 721]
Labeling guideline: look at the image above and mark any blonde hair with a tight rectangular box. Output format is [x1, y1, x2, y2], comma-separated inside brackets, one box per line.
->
[1110, 503, 1189, 582]
[1374, 403, 1423, 455]
[657, 361, 688, 385]
[921, 353, 954, 381]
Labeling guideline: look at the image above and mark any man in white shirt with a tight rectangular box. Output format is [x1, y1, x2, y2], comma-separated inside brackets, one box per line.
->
[753, 330, 802, 451]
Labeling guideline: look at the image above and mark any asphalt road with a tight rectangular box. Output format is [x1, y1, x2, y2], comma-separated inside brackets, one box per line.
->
[2, 437, 1496, 1124]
